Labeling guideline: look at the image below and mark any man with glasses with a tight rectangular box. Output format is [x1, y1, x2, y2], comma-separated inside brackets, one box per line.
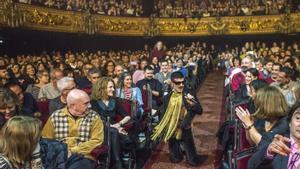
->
[38, 68, 64, 100]
[42, 89, 104, 168]
[77, 68, 101, 94]
[49, 77, 76, 114]
[151, 71, 203, 166]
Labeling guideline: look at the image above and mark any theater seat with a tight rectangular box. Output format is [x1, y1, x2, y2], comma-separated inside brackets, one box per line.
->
[115, 98, 135, 131]
[36, 100, 50, 125]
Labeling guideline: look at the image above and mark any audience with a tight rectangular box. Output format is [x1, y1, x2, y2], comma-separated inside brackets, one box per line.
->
[0, 39, 299, 168]
[18, 0, 299, 17]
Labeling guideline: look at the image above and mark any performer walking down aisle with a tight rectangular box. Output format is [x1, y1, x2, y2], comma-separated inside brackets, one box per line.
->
[151, 71, 204, 166]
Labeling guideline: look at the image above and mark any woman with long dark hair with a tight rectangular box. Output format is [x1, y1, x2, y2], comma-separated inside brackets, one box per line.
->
[116, 72, 144, 118]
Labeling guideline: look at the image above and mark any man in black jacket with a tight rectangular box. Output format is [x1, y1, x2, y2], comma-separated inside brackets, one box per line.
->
[136, 65, 163, 110]
[151, 71, 203, 166]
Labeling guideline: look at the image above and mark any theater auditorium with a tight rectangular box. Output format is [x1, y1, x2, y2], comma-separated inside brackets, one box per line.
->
[0, 0, 300, 168]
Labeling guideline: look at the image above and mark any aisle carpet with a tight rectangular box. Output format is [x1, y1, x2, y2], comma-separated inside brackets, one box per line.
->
[143, 71, 225, 169]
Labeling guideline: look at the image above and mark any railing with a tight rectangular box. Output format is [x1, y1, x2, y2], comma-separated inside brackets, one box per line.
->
[1, 0, 300, 36]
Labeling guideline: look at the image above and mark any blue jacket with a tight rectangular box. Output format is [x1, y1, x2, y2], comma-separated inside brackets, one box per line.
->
[40, 138, 69, 169]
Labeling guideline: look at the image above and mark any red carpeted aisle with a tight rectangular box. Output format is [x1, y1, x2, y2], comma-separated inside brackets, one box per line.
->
[143, 71, 225, 169]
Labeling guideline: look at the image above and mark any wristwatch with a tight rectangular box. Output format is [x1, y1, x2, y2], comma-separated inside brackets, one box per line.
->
[245, 123, 254, 130]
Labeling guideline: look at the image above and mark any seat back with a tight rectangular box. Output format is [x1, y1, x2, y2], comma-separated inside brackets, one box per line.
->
[115, 98, 136, 131]
[92, 117, 111, 169]
[141, 88, 152, 113]
[36, 100, 50, 125]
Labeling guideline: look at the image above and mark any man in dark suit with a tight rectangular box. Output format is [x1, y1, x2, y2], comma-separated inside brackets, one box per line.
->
[151, 71, 203, 166]
[248, 102, 300, 169]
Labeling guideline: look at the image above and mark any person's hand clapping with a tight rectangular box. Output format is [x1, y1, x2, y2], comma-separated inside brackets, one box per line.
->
[235, 106, 253, 128]
[267, 134, 291, 156]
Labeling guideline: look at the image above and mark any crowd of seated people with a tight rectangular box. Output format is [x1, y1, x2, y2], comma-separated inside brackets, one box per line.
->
[154, 0, 297, 18]
[17, 0, 300, 17]
[0, 41, 211, 169]
[0, 39, 299, 168]
[19, 0, 144, 16]
[217, 40, 300, 168]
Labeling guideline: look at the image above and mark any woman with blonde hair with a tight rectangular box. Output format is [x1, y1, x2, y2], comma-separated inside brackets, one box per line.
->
[0, 116, 69, 169]
[236, 86, 289, 145]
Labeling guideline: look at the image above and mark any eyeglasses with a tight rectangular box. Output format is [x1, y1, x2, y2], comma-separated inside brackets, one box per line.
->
[91, 76, 100, 79]
[64, 86, 76, 91]
[172, 81, 184, 85]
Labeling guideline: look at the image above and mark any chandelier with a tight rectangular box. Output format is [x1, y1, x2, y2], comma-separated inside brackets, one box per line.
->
[2, 0, 26, 28]
[144, 14, 160, 37]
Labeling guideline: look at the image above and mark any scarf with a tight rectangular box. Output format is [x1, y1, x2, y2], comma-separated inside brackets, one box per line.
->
[151, 92, 186, 142]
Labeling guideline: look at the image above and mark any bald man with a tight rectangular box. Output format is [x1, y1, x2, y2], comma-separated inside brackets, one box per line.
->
[42, 89, 104, 167]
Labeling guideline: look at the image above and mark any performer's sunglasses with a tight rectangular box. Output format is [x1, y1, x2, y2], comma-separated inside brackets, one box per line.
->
[172, 80, 184, 85]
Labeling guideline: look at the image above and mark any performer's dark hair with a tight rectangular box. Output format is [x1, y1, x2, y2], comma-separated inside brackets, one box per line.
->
[171, 71, 184, 81]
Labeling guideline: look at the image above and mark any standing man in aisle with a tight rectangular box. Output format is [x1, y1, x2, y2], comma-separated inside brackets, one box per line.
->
[151, 71, 203, 166]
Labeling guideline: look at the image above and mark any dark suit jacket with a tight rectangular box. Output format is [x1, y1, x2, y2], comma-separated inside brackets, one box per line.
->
[22, 92, 38, 117]
[247, 117, 290, 169]
[159, 91, 203, 129]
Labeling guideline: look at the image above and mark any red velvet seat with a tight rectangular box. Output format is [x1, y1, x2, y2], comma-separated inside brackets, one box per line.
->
[141, 90, 151, 113]
[36, 100, 50, 125]
[91, 145, 109, 159]
[115, 98, 135, 131]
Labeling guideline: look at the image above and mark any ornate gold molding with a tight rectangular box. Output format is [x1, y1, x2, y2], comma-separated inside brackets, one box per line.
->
[1, 2, 300, 36]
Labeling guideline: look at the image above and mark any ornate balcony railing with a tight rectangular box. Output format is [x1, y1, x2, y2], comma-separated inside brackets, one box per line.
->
[1, 1, 300, 36]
